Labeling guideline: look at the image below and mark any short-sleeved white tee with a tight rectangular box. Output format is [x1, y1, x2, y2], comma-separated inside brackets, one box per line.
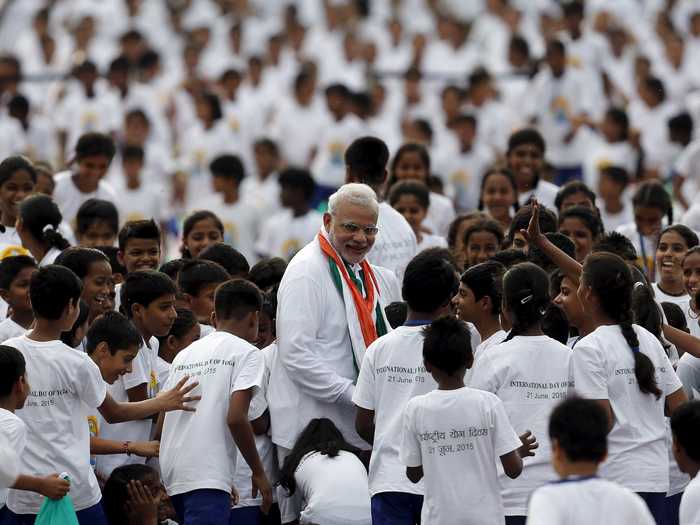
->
[570, 324, 683, 492]
[0, 409, 26, 508]
[53, 171, 117, 227]
[160, 330, 264, 497]
[294, 451, 372, 525]
[680, 475, 700, 525]
[0, 319, 27, 345]
[4, 335, 107, 514]
[352, 325, 438, 497]
[401, 387, 521, 525]
[256, 209, 323, 261]
[526, 477, 655, 524]
[469, 335, 572, 515]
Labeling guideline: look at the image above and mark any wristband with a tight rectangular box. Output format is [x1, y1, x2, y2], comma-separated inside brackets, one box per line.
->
[124, 441, 131, 456]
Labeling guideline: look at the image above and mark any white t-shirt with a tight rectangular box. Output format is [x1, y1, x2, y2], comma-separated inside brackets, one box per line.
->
[616, 222, 659, 281]
[470, 335, 572, 515]
[680, 475, 700, 525]
[294, 451, 372, 525]
[366, 202, 418, 283]
[518, 180, 559, 211]
[53, 171, 118, 227]
[0, 318, 27, 344]
[597, 199, 634, 234]
[416, 233, 447, 253]
[256, 209, 323, 261]
[5, 335, 106, 514]
[465, 329, 508, 386]
[401, 387, 522, 525]
[0, 227, 23, 257]
[677, 352, 700, 400]
[424, 192, 456, 238]
[113, 182, 164, 225]
[38, 247, 63, 268]
[95, 337, 158, 479]
[442, 145, 494, 213]
[0, 409, 26, 508]
[160, 330, 264, 497]
[570, 324, 683, 492]
[352, 325, 438, 497]
[526, 477, 655, 525]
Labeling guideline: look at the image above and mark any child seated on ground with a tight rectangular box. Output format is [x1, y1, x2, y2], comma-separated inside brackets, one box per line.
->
[102, 464, 169, 525]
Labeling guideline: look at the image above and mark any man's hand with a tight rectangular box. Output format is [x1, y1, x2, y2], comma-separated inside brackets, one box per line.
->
[156, 376, 201, 412]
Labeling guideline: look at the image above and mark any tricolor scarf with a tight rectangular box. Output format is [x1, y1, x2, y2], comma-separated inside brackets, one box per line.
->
[318, 230, 388, 375]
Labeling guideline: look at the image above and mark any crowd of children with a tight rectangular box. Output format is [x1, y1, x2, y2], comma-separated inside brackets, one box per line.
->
[3, 0, 700, 524]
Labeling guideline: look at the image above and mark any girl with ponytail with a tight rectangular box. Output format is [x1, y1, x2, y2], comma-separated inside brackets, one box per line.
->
[470, 262, 571, 524]
[16, 194, 70, 266]
[572, 251, 686, 521]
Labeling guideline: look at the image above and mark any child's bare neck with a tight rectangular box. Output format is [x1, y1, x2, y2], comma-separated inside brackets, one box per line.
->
[28, 319, 63, 342]
[10, 310, 34, 330]
[558, 461, 599, 479]
[0, 396, 16, 412]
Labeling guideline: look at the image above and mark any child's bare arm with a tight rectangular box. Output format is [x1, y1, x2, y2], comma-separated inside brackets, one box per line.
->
[13, 473, 70, 500]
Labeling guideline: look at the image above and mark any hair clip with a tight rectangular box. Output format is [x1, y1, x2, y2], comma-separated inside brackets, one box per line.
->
[633, 282, 645, 290]
[520, 294, 533, 305]
[42, 224, 55, 233]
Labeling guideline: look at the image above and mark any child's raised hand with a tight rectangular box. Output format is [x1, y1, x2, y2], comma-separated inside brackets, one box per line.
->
[39, 473, 70, 500]
[130, 440, 160, 458]
[518, 430, 538, 458]
[156, 376, 201, 412]
[520, 199, 543, 246]
[125, 480, 159, 525]
[251, 471, 273, 515]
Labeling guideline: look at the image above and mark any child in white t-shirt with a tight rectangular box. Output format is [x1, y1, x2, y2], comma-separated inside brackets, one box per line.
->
[177, 259, 230, 331]
[0, 256, 36, 342]
[0, 156, 36, 253]
[470, 262, 572, 523]
[279, 418, 372, 525]
[353, 249, 460, 522]
[389, 180, 447, 253]
[526, 398, 655, 524]
[670, 400, 700, 525]
[113, 145, 164, 226]
[74, 199, 119, 249]
[401, 316, 534, 525]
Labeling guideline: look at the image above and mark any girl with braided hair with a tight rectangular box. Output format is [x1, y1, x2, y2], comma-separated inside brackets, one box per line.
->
[470, 262, 571, 525]
[571, 251, 687, 522]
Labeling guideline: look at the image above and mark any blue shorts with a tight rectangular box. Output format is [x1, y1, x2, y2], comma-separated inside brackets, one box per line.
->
[171, 488, 231, 525]
[3, 501, 107, 525]
[665, 492, 682, 525]
[371, 492, 423, 525]
[229, 504, 281, 525]
[638, 492, 667, 524]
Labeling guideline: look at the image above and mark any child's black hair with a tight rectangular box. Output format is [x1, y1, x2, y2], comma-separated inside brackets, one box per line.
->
[55, 246, 110, 280]
[447, 212, 489, 250]
[384, 301, 408, 328]
[279, 418, 362, 496]
[260, 291, 277, 336]
[0, 255, 36, 290]
[463, 218, 504, 248]
[253, 137, 279, 157]
[120, 270, 176, 318]
[529, 232, 576, 274]
[103, 464, 159, 525]
[632, 179, 673, 225]
[178, 259, 230, 297]
[507, 204, 557, 246]
[388, 179, 430, 210]
[121, 144, 144, 162]
[199, 243, 249, 278]
[209, 154, 245, 184]
[0, 155, 37, 186]
[60, 299, 90, 347]
[74, 132, 116, 161]
[668, 112, 693, 145]
[214, 278, 261, 321]
[248, 257, 286, 291]
[541, 305, 570, 345]
[549, 398, 608, 462]
[156, 307, 198, 349]
[344, 136, 390, 187]
[582, 253, 662, 398]
[658, 224, 699, 250]
[387, 143, 430, 188]
[558, 206, 604, 239]
[181, 211, 224, 258]
[554, 181, 596, 212]
[460, 260, 506, 316]
[604, 107, 630, 140]
[599, 165, 630, 188]
[86, 311, 143, 354]
[631, 283, 670, 355]
[30, 265, 83, 320]
[661, 302, 689, 333]
[117, 219, 161, 251]
[670, 400, 700, 463]
[18, 194, 70, 251]
[507, 128, 546, 155]
[592, 231, 638, 262]
[402, 249, 459, 314]
[159, 259, 186, 282]
[478, 168, 519, 215]
[198, 91, 223, 122]
[491, 248, 529, 269]
[278, 168, 316, 202]
[502, 262, 551, 341]
[95, 246, 127, 277]
[0, 345, 25, 397]
[423, 315, 472, 375]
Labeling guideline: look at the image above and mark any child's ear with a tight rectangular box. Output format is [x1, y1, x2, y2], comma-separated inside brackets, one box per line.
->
[94, 341, 110, 359]
[166, 335, 177, 349]
[480, 296, 492, 313]
[0, 289, 9, 303]
[116, 250, 125, 267]
[210, 311, 217, 329]
[182, 293, 193, 307]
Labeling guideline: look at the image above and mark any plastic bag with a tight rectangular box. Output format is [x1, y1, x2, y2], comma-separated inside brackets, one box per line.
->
[34, 474, 78, 525]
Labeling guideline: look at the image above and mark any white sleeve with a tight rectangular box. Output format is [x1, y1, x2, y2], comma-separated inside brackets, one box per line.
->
[0, 433, 18, 489]
[232, 349, 265, 395]
[276, 275, 354, 404]
[656, 351, 683, 397]
[469, 353, 499, 394]
[121, 344, 150, 390]
[570, 344, 609, 400]
[399, 400, 422, 468]
[255, 217, 275, 258]
[78, 357, 108, 409]
[490, 397, 522, 457]
[526, 487, 563, 524]
[352, 346, 377, 410]
[676, 358, 700, 399]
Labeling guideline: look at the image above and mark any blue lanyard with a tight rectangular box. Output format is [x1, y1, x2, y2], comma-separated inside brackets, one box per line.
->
[404, 320, 433, 327]
[550, 475, 598, 485]
[638, 230, 655, 281]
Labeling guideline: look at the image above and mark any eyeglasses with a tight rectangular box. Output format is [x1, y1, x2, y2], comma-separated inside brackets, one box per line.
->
[338, 222, 379, 237]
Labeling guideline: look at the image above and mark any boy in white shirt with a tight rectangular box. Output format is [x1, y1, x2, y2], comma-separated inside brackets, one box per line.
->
[0, 256, 36, 342]
[160, 279, 273, 523]
[401, 316, 536, 525]
[113, 145, 163, 226]
[526, 398, 655, 524]
[177, 259, 230, 332]
[353, 249, 460, 524]
[671, 400, 700, 525]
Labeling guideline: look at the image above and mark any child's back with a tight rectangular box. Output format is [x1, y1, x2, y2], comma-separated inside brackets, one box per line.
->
[526, 474, 654, 524]
[401, 386, 521, 525]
